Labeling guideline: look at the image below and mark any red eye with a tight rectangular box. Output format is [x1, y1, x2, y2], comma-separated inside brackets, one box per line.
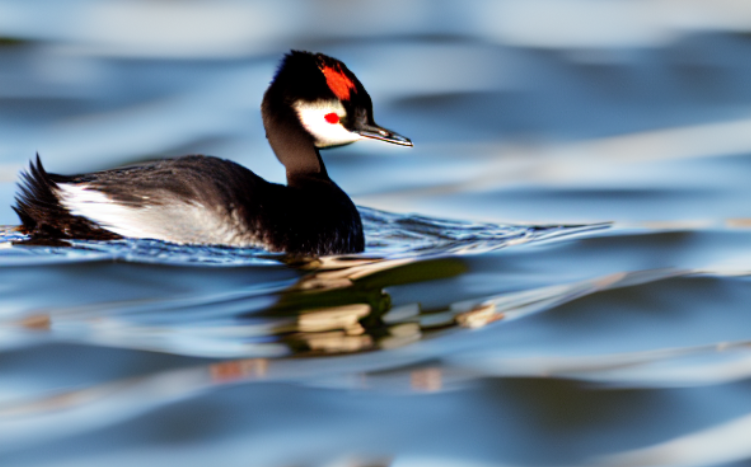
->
[324, 112, 339, 124]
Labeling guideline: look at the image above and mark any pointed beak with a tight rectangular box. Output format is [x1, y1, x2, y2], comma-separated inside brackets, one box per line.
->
[357, 123, 413, 147]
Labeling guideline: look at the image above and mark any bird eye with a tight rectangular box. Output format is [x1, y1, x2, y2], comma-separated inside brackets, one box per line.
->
[324, 113, 339, 124]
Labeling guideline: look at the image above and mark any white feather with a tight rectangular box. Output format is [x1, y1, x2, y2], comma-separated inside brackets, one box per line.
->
[294, 100, 361, 148]
[57, 183, 262, 247]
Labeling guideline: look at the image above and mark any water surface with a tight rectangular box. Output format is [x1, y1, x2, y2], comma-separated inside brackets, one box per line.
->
[3, 1, 751, 466]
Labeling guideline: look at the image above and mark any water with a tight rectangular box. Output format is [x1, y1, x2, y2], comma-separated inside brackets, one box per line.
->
[3, 1, 751, 466]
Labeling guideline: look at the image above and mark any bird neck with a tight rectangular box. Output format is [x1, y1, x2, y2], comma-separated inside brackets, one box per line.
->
[262, 98, 330, 186]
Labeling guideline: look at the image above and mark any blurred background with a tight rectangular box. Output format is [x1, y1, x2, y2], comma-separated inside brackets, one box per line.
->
[2, 0, 751, 226]
[4, 1, 751, 467]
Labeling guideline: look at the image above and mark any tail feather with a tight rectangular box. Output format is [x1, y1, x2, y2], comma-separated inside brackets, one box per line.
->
[13, 155, 120, 240]
[14, 154, 62, 231]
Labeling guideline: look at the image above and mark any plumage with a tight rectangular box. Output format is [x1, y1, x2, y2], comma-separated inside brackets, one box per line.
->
[13, 51, 412, 255]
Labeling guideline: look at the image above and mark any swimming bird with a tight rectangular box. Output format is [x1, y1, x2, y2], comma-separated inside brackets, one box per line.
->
[13, 51, 412, 255]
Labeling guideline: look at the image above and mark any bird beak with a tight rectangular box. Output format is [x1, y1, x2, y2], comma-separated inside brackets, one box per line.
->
[357, 123, 413, 147]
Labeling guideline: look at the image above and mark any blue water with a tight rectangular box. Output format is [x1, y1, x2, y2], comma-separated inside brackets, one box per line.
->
[3, 1, 751, 466]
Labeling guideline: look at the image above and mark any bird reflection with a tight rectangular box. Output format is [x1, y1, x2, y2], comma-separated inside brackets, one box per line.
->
[256, 255, 467, 356]
[4, 252, 480, 360]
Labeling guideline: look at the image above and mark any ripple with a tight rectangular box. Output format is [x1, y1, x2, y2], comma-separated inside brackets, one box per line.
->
[0, 208, 608, 362]
[0, 207, 608, 266]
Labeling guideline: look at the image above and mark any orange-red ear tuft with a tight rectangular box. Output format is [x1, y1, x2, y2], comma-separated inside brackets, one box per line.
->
[320, 64, 356, 101]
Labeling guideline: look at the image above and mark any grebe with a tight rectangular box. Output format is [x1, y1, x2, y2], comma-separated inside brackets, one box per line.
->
[13, 51, 412, 255]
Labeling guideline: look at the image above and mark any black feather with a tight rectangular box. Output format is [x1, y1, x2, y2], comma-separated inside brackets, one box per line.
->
[12, 154, 364, 255]
[13, 154, 121, 241]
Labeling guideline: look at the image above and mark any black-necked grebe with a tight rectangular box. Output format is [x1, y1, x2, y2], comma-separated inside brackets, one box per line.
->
[13, 51, 412, 255]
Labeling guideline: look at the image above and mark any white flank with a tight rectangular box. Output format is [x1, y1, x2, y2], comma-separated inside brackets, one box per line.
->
[57, 184, 151, 238]
[294, 99, 361, 148]
[56, 183, 261, 247]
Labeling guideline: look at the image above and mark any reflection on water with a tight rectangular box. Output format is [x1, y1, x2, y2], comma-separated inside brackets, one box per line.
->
[0, 213, 605, 357]
[3, 1, 751, 466]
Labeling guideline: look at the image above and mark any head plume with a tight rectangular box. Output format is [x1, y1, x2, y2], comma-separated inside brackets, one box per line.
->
[270, 50, 363, 103]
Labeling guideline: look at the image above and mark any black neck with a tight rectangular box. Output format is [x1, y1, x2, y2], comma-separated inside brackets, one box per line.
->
[262, 101, 330, 186]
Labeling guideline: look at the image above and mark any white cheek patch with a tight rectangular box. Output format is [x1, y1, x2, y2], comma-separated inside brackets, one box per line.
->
[293, 100, 362, 148]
